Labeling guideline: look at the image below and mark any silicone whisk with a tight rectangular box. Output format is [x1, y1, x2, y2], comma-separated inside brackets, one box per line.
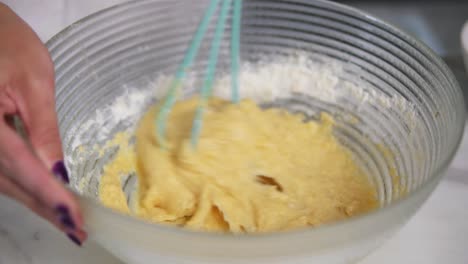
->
[155, 0, 242, 148]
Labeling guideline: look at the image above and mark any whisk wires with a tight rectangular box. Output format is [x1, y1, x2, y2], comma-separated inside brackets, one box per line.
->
[155, 0, 242, 148]
[231, 0, 241, 104]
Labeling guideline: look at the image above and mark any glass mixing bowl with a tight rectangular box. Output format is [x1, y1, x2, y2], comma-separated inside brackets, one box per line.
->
[47, 0, 466, 263]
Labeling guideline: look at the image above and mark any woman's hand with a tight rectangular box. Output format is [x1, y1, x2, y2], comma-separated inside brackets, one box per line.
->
[0, 3, 86, 245]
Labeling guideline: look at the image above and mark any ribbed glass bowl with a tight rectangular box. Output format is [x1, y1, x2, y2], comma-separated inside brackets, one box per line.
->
[47, 0, 465, 263]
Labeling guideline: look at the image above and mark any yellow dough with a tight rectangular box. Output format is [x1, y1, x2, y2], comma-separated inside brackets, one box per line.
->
[99, 97, 378, 233]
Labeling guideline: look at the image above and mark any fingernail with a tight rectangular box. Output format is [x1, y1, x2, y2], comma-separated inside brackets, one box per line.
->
[67, 233, 82, 246]
[55, 204, 76, 230]
[52, 161, 69, 184]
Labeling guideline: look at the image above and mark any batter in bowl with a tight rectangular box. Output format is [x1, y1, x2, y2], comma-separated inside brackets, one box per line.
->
[99, 96, 378, 233]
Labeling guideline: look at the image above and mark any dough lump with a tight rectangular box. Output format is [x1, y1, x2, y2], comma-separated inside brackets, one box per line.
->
[99, 97, 378, 233]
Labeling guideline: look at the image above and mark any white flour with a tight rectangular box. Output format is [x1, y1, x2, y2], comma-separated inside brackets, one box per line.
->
[69, 54, 415, 150]
[70, 55, 350, 151]
[73, 87, 153, 149]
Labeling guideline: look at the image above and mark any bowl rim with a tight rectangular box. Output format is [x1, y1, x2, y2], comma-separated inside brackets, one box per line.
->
[47, 0, 466, 245]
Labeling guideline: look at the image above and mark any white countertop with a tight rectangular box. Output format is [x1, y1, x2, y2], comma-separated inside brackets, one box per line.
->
[1, 1, 468, 263]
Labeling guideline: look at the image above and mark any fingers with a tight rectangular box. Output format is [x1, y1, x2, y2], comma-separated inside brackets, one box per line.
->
[0, 120, 85, 242]
[13, 76, 69, 183]
[14, 77, 64, 171]
[0, 172, 86, 245]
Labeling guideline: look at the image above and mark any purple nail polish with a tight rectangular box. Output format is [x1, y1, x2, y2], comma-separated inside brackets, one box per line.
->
[52, 161, 69, 184]
[60, 215, 76, 230]
[55, 204, 69, 215]
[55, 205, 75, 230]
[67, 233, 82, 246]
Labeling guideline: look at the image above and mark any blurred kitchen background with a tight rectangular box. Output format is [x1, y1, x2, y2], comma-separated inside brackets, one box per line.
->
[338, 0, 468, 111]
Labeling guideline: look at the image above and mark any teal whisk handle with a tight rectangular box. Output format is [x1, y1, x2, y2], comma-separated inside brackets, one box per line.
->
[155, 0, 242, 149]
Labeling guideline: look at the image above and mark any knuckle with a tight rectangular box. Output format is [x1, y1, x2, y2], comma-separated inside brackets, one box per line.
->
[28, 76, 55, 94]
[32, 52, 55, 83]
[0, 89, 16, 114]
[30, 126, 61, 149]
